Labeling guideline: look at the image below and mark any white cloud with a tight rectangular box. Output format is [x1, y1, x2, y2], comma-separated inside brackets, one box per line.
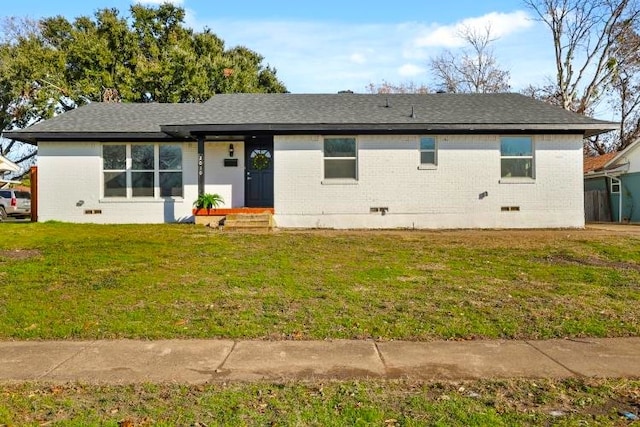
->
[413, 11, 534, 48]
[133, 0, 184, 5]
[398, 64, 426, 77]
[350, 53, 367, 64]
[184, 10, 550, 93]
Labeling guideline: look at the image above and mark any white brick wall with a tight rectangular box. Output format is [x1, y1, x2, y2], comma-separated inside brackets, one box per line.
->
[274, 134, 585, 229]
[37, 141, 242, 223]
[203, 141, 245, 208]
[37, 134, 585, 228]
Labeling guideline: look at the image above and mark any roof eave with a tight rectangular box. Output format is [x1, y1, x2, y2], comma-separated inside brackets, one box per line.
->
[602, 138, 640, 169]
[584, 163, 629, 177]
[5, 122, 619, 143]
[162, 122, 619, 137]
[2, 131, 186, 144]
[0, 154, 20, 173]
[583, 125, 619, 138]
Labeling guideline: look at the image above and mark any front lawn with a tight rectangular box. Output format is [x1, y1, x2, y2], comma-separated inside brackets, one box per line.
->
[0, 223, 638, 340]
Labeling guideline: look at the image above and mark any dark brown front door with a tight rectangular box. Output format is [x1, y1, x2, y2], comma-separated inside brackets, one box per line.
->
[245, 136, 274, 207]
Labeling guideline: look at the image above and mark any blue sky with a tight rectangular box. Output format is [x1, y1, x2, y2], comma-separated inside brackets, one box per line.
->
[4, 0, 560, 97]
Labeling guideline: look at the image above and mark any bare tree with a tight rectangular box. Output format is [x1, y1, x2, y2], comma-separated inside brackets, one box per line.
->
[365, 81, 430, 94]
[611, 71, 640, 151]
[429, 25, 510, 93]
[521, 82, 564, 106]
[0, 16, 38, 43]
[607, 23, 640, 151]
[523, 0, 640, 115]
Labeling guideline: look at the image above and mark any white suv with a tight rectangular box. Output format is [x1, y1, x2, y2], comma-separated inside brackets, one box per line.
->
[0, 189, 31, 220]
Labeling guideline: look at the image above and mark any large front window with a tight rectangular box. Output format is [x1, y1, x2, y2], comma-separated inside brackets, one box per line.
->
[324, 137, 357, 179]
[500, 136, 533, 178]
[103, 144, 183, 198]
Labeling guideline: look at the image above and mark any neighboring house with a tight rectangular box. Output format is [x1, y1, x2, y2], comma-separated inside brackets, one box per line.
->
[4, 93, 617, 228]
[584, 139, 640, 223]
[0, 154, 19, 174]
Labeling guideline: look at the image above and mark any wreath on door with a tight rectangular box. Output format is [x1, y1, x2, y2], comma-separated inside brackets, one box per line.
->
[250, 149, 271, 170]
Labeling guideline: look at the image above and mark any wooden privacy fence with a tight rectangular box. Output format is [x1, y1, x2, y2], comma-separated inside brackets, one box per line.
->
[30, 166, 37, 222]
[584, 189, 611, 222]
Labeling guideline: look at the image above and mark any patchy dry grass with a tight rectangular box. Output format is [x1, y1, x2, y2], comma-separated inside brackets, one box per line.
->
[0, 223, 639, 340]
[0, 378, 638, 426]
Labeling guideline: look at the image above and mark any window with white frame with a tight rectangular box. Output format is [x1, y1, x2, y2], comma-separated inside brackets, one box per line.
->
[419, 136, 437, 165]
[324, 137, 357, 179]
[103, 145, 127, 197]
[610, 178, 621, 194]
[131, 144, 154, 197]
[159, 145, 183, 196]
[103, 144, 183, 198]
[500, 136, 534, 178]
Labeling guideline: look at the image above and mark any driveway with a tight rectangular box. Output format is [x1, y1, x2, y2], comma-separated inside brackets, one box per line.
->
[587, 223, 640, 235]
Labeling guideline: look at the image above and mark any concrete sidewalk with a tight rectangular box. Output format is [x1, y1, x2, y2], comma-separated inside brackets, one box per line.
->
[1, 337, 639, 384]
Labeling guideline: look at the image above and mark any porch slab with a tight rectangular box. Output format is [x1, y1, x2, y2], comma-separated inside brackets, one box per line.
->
[196, 208, 274, 215]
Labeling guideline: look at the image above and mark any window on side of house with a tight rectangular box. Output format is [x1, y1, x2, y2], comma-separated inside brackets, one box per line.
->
[159, 145, 183, 197]
[102, 144, 183, 198]
[103, 144, 127, 197]
[324, 137, 357, 179]
[419, 136, 437, 166]
[131, 144, 155, 197]
[610, 179, 621, 194]
[500, 136, 534, 178]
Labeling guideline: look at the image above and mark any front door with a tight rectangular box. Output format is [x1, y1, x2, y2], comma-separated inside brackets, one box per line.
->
[245, 136, 274, 207]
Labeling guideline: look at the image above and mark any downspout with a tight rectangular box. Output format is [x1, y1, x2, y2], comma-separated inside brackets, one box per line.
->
[604, 173, 622, 223]
[615, 177, 622, 223]
[603, 175, 612, 222]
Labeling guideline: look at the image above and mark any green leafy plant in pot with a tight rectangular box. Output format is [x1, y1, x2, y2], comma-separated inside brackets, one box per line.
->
[193, 193, 224, 215]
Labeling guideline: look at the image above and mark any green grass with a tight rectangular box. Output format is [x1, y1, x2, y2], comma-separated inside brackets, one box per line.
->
[0, 223, 639, 340]
[0, 378, 638, 426]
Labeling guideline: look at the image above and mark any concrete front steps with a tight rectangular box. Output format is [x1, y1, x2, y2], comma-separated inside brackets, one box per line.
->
[223, 213, 275, 231]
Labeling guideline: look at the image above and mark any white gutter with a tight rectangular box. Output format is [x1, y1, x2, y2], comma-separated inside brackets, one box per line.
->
[584, 162, 629, 179]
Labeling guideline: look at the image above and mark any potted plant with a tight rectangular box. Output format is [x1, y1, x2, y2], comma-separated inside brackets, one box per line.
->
[193, 193, 224, 215]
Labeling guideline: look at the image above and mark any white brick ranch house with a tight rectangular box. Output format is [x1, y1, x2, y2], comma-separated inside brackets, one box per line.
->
[5, 93, 617, 228]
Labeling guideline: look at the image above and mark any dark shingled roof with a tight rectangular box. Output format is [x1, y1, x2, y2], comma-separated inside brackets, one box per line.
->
[4, 103, 202, 142]
[4, 93, 618, 144]
[197, 93, 610, 125]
